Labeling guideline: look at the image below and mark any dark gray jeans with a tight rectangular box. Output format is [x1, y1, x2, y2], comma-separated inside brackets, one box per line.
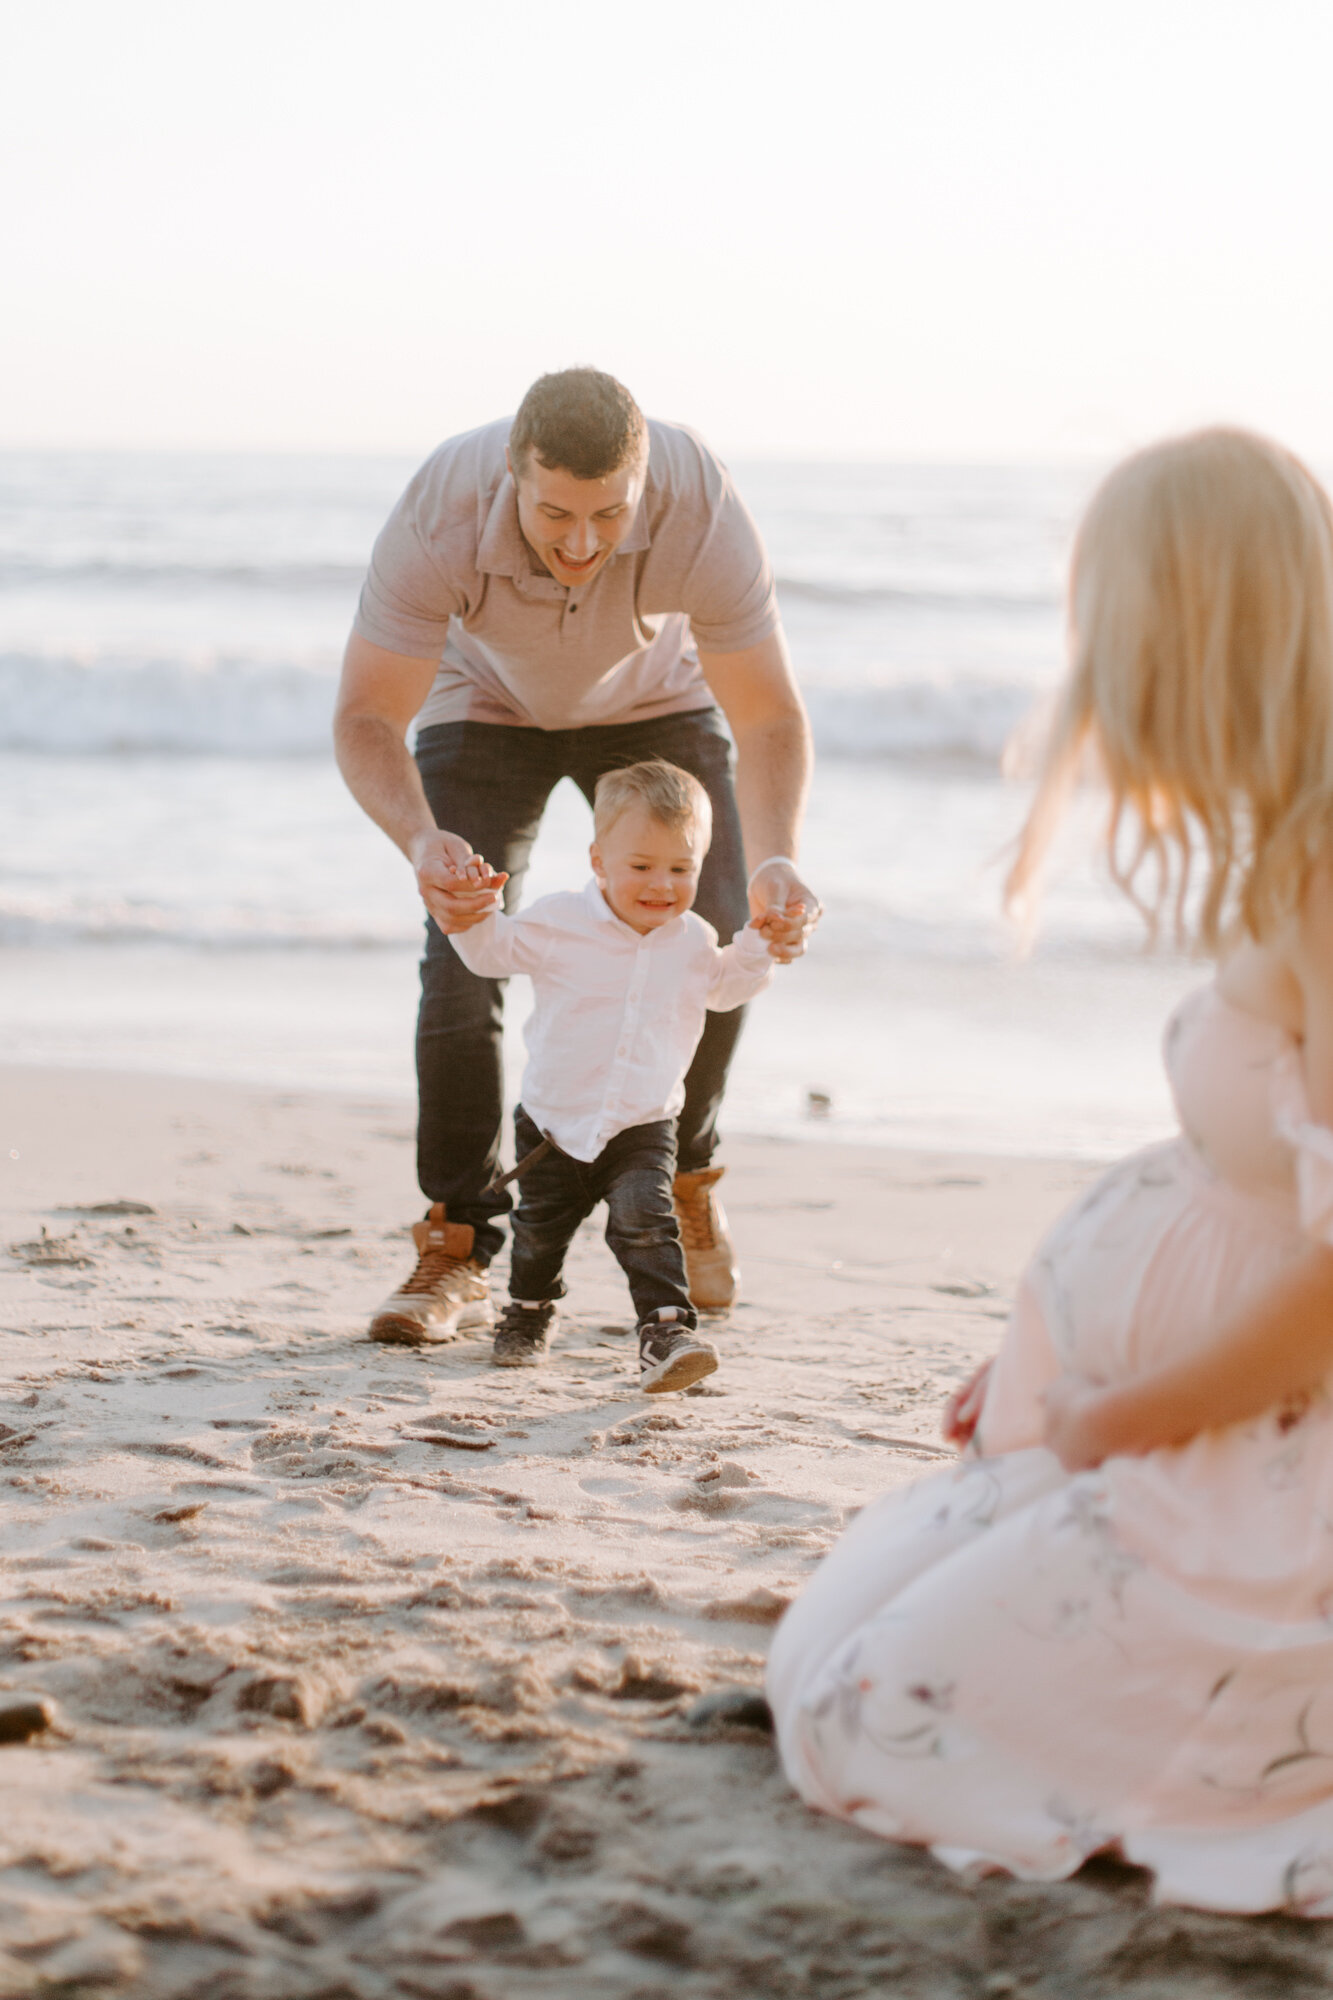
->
[507, 1108, 696, 1328]
[414, 707, 749, 1264]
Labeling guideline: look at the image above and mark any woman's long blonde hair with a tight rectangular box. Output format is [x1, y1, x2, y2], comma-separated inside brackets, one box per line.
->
[1006, 428, 1333, 950]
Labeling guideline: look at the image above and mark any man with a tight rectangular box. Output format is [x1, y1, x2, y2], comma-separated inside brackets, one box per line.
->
[334, 367, 818, 1343]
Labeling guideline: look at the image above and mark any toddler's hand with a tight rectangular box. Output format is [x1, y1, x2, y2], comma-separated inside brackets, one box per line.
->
[747, 860, 821, 962]
[448, 853, 508, 899]
[750, 910, 796, 959]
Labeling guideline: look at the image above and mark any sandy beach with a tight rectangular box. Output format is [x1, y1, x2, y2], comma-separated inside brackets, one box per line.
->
[3, 1066, 1333, 1998]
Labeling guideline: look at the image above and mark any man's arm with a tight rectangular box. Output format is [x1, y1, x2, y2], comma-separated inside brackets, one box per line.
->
[333, 631, 502, 934]
[1046, 866, 1333, 1474]
[697, 628, 819, 961]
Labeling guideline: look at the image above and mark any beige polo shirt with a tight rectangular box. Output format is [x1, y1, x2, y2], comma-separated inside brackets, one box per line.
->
[353, 417, 780, 732]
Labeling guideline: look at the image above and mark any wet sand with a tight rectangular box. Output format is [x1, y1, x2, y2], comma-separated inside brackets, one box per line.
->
[2, 1066, 1331, 1997]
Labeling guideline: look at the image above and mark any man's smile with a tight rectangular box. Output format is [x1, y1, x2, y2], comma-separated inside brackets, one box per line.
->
[551, 546, 604, 579]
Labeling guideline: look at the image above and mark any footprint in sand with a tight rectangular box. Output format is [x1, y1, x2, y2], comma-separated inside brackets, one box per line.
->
[674, 1460, 760, 1515]
[7, 1229, 92, 1269]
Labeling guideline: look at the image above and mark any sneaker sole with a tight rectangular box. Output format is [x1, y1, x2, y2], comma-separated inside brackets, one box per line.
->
[641, 1346, 719, 1395]
[368, 1299, 494, 1346]
[491, 1344, 550, 1368]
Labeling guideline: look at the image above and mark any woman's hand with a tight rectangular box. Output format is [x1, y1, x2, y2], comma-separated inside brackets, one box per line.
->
[1042, 1375, 1115, 1472]
[941, 1359, 993, 1450]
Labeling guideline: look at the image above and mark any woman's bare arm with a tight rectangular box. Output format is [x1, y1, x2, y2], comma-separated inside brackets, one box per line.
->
[1045, 1246, 1333, 1470]
[1047, 864, 1333, 1470]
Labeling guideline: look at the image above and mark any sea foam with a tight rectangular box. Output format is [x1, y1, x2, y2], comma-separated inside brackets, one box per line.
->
[0, 649, 1037, 764]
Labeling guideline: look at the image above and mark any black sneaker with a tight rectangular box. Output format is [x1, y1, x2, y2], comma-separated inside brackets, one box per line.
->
[638, 1312, 719, 1394]
[492, 1300, 558, 1368]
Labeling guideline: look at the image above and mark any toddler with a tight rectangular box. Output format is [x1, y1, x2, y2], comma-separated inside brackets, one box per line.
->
[450, 759, 783, 1393]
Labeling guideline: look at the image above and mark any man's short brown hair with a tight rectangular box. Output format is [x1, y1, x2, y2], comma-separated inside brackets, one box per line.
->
[509, 368, 648, 481]
[592, 759, 712, 848]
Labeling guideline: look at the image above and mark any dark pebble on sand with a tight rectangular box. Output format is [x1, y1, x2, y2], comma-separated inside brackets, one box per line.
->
[686, 1688, 774, 1732]
[401, 1430, 496, 1451]
[0, 1698, 53, 1744]
[66, 1200, 156, 1216]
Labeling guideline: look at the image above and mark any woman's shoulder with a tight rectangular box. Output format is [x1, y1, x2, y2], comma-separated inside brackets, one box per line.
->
[1215, 936, 1305, 1038]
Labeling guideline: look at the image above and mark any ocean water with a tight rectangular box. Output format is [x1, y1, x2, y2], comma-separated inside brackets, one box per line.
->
[0, 449, 1201, 1159]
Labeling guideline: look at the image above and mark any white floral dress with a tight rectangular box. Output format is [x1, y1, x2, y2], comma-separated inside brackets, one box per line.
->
[768, 985, 1333, 1914]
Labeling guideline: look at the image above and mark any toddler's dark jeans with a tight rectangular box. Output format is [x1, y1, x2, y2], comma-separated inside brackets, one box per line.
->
[413, 706, 750, 1264]
[507, 1107, 697, 1330]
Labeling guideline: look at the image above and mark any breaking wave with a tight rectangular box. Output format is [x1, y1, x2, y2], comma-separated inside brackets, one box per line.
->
[774, 574, 1054, 613]
[0, 650, 1041, 765]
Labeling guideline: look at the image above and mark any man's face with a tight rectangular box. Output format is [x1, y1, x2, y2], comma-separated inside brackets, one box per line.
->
[508, 450, 646, 588]
[590, 805, 706, 935]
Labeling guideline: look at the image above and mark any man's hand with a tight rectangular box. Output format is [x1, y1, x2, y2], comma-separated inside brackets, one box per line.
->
[748, 858, 821, 962]
[408, 828, 508, 934]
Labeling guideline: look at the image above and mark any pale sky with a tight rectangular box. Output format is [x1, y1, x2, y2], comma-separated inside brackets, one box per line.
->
[6, 0, 1333, 460]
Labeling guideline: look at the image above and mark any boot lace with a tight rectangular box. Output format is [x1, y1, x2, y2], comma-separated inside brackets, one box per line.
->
[401, 1239, 469, 1296]
[676, 1185, 719, 1253]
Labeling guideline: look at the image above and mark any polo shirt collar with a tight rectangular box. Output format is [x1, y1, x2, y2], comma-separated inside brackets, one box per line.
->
[477, 474, 526, 579]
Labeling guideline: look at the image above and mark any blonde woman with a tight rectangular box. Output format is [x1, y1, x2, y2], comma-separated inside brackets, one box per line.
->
[768, 429, 1333, 1914]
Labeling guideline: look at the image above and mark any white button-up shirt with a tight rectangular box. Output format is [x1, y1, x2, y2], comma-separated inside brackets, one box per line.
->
[450, 879, 774, 1161]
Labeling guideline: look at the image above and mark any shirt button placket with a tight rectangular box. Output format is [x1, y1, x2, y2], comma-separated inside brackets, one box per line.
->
[602, 948, 630, 1135]
[605, 938, 648, 1132]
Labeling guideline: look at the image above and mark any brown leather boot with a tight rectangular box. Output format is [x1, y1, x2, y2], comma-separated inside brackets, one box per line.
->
[672, 1165, 739, 1311]
[368, 1205, 494, 1345]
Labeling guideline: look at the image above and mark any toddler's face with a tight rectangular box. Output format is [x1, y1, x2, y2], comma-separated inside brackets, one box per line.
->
[590, 805, 706, 935]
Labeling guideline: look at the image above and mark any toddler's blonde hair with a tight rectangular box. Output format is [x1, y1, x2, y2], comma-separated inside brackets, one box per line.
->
[593, 759, 713, 847]
[1007, 427, 1333, 950]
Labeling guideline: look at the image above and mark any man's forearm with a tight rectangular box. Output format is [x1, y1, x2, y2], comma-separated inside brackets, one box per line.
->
[732, 713, 812, 871]
[334, 713, 438, 861]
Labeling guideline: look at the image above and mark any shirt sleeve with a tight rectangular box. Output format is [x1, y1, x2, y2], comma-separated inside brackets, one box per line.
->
[449, 910, 546, 979]
[352, 470, 466, 661]
[705, 923, 776, 1012]
[680, 468, 781, 656]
